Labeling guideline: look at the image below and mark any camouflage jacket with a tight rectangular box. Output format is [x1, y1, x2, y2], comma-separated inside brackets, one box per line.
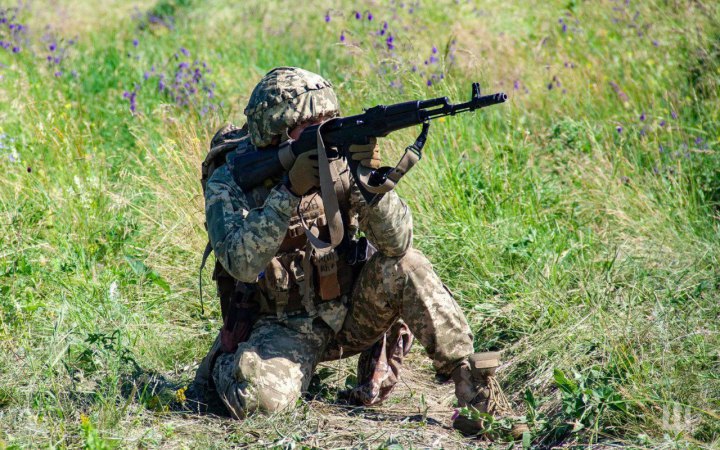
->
[205, 152, 413, 330]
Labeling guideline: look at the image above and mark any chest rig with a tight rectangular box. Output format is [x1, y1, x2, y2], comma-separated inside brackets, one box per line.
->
[246, 158, 356, 319]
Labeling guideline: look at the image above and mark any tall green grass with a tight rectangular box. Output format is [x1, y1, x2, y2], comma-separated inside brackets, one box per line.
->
[1, 0, 718, 448]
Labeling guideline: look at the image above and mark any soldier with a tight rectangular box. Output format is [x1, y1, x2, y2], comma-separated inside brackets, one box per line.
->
[193, 66, 527, 438]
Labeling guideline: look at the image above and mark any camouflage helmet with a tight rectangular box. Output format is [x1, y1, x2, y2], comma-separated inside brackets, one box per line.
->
[244, 67, 340, 147]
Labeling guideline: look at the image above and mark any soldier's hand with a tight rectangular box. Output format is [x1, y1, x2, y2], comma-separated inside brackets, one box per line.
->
[349, 137, 381, 170]
[287, 149, 320, 196]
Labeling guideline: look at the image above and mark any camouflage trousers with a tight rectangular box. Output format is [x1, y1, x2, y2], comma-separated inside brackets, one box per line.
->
[206, 248, 474, 418]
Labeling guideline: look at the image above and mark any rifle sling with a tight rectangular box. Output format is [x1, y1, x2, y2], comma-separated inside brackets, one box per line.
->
[316, 121, 344, 249]
[354, 121, 428, 195]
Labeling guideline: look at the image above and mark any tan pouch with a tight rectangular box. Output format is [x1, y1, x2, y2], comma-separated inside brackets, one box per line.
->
[265, 258, 290, 318]
[313, 246, 340, 301]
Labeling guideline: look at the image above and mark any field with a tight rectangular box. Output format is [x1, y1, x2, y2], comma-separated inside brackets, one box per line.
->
[1, 0, 719, 448]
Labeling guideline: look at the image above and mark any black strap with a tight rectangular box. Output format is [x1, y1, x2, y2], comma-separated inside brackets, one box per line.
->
[198, 240, 213, 316]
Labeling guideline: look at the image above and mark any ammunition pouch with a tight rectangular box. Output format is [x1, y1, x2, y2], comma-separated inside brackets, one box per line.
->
[253, 237, 375, 318]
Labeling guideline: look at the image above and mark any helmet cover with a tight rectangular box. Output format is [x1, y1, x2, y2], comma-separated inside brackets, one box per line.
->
[244, 67, 340, 147]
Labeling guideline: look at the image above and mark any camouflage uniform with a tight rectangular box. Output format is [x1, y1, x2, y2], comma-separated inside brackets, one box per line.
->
[198, 67, 475, 418]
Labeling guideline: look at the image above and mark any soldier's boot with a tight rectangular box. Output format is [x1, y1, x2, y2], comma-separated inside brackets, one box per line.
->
[347, 321, 414, 406]
[452, 352, 529, 439]
[182, 334, 226, 414]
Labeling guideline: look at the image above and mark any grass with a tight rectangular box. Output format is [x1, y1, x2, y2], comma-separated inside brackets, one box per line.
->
[1, 0, 719, 448]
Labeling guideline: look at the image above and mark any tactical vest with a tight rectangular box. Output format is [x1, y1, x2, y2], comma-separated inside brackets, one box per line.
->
[201, 124, 359, 323]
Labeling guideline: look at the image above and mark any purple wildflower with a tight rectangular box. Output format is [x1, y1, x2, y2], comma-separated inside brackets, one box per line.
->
[640, 112, 645, 121]
[432, 45, 438, 54]
[367, 12, 373, 21]
[180, 47, 190, 56]
[324, 12, 330, 22]
[609, 81, 629, 103]
[340, 31, 345, 42]
[12, 46, 19, 53]
[355, 11, 361, 19]
[694, 137, 703, 145]
[547, 83, 553, 90]
[133, 38, 139, 47]
[659, 120, 666, 127]
[427, 79, 432, 86]
[49, 43, 56, 52]
[671, 111, 678, 119]
[652, 40, 659, 47]
[562, 23, 567, 33]
[616, 125, 623, 133]
[386, 33, 394, 50]
[513, 80, 520, 90]
[54, 71, 62, 77]
[123, 90, 137, 113]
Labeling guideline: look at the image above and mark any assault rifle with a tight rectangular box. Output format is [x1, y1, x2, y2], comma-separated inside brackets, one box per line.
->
[228, 83, 507, 204]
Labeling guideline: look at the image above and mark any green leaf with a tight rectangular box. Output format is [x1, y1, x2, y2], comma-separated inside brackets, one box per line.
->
[125, 256, 170, 292]
[553, 368, 578, 394]
[524, 387, 537, 409]
[522, 431, 531, 449]
[571, 420, 585, 432]
[147, 271, 171, 293]
[124, 256, 148, 275]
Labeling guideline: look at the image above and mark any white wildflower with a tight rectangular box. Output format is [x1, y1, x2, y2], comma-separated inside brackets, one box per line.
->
[109, 281, 119, 301]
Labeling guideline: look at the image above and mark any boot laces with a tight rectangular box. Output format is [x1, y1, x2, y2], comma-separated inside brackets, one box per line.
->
[473, 374, 513, 417]
[487, 375, 513, 416]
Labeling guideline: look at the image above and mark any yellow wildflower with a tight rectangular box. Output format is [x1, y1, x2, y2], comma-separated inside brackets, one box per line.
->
[175, 387, 187, 403]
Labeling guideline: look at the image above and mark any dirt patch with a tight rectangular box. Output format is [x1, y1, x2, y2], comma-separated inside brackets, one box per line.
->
[158, 351, 491, 449]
